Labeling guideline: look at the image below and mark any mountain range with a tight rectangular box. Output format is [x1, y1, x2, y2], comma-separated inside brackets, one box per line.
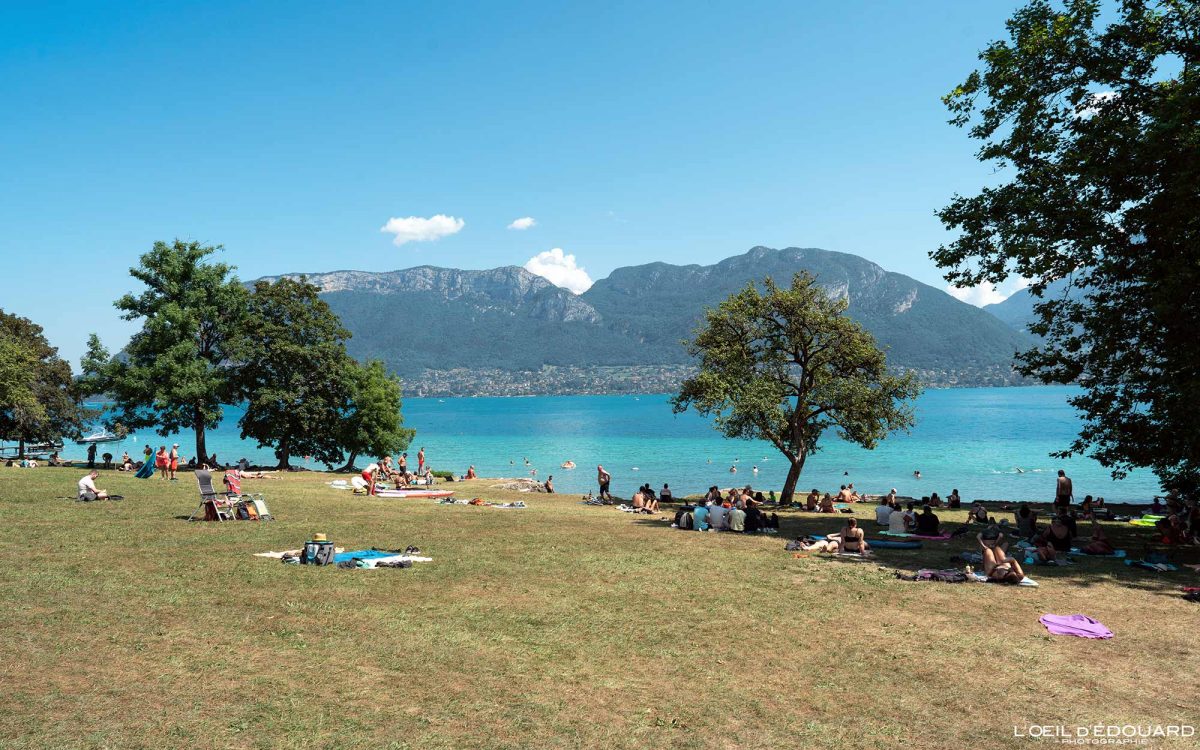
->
[260, 246, 1036, 394]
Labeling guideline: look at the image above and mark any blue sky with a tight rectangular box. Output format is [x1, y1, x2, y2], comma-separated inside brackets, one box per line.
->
[0, 0, 1028, 365]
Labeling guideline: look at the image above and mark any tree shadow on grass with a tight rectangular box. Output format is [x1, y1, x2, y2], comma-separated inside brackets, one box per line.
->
[630, 504, 1199, 594]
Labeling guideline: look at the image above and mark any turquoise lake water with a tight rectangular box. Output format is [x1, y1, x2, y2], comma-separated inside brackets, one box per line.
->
[74, 386, 1160, 502]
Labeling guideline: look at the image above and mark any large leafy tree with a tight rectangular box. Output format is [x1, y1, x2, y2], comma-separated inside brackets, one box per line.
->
[82, 240, 248, 463]
[338, 358, 415, 471]
[672, 273, 921, 503]
[0, 310, 89, 455]
[234, 277, 355, 469]
[934, 0, 1200, 494]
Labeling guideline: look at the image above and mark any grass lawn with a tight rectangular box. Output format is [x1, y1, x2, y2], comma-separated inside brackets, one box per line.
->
[1, 466, 1197, 749]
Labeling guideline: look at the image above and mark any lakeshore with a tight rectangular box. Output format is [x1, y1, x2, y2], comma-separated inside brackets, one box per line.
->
[43, 386, 1163, 503]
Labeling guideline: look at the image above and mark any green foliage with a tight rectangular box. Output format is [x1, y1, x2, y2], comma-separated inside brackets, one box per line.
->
[81, 240, 248, 462]
[934, 0, 1200, 494]
[338, 359, 415, 471]
[0, 309, 89, 452]
[672, 273, 920, 502]
[235, 277, 354, 469]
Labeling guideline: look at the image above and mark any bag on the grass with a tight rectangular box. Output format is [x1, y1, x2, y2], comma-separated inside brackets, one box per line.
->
[301, 540, 335, 565]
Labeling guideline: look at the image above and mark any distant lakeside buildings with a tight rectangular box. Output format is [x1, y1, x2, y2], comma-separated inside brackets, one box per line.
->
[405, 364, 1027, 398]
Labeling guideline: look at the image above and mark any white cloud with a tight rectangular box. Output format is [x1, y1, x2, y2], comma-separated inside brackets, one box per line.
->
[380, 214, 465, 246]
[523, 248, 593, 294]
[947, 277, 1030, 307]
[1077, 90, 1118, 119]
[507, 216, 537, 230]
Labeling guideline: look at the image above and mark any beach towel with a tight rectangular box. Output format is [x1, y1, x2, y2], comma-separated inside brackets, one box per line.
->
[1038, 614, 1112, 639]
[254, 548, 344, 559]
[1124, 559, 1178, 572]
[1070, 547, 1127, 558]
[134, 461, 155, 479]
[350, 554, 432, 568]
[896, 568, 967, 583]
[880, 531, 916, 538]
[968, 571, 1039, 587]
[912, 532, 953, 540]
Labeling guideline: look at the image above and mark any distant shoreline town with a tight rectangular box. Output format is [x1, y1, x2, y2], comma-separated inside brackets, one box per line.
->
[405, 364, 1027, 398]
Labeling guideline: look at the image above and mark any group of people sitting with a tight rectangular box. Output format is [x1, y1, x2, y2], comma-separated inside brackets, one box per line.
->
[1146, 493, 1199, 545]
[671, 486, 781, 533]
[873, 496, 946, 536]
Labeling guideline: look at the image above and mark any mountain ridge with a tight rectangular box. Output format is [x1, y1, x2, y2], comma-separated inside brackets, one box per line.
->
[255, 246, 1033, 394]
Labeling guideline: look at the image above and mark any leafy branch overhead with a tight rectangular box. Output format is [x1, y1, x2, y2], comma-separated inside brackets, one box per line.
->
[673, 272, 920, 503]
[934, 0, 1200, 494]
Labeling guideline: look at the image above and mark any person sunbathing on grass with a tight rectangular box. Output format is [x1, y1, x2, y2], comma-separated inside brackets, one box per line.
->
[981, 541, 1027, 584]
[1080, 517, 1115, 555]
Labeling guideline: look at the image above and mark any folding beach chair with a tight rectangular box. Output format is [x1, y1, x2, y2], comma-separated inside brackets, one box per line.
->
[223, 469, 274, 521]
[188, 468, 236, 521]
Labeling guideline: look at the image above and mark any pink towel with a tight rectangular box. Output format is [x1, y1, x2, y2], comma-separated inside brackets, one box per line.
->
[1038, 614, 1113, 639]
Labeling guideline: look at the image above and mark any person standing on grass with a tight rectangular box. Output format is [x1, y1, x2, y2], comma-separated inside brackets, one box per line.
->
[86, 443, 97, 469]
[597, 465, 611, 501]
[1055, 470, 1073, 511]
[169, 443, 180, 481]
[417, 447, 426, 474]
[155, 446, 169, 479]
[399, 452, 408, 475]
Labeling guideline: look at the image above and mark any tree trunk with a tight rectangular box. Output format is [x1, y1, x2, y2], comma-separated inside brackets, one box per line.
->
[18, 437, 25, 460]
[340, 451, 359, 473]
[194, 406, 208, 468]
[276, 438, 290, 470]
[780, 455, 805, 505]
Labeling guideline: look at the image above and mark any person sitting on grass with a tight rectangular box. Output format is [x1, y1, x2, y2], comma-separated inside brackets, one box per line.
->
[77, 470, 110, 501]
[806, 489, 820, 511]
[875, 497, 894, 526]
[887, 502, 909, 533]
[928, 492, 942, 508]
[728, 503, 746, 532]
[708, 500, 730, 530]
[1014, 503, 1039, 539]
[819, 493, 836, 514]
[970, 501, 990, 524]
[464, 465, 477, 480]
[693, 501, 710, 531]
[914, 504, 942, 536]
[1032, 515, 1074, 563]
[1080, 517, 1115, 555]
[839, 518, 871, 555]
[948, 488, 962, 508]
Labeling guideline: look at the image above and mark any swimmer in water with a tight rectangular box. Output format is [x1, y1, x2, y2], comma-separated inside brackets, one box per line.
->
[752, 466, 759, 474]
[729, 466, 737, 473]
[914, 470, 922, 479]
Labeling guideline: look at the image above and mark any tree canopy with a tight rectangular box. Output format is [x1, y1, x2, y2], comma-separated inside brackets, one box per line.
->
[0, 309, 89, 454]
[338, 358, 415, 471]
[81, 240, 248, 463]
[234, 277, 355, 469]
[672, 273, 921, 503]
[934, 0, 1200, 495]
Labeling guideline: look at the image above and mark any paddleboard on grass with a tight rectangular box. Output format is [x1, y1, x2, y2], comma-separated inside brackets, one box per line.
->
[866, 539, 923, 549]
[374, 489, 455, 499]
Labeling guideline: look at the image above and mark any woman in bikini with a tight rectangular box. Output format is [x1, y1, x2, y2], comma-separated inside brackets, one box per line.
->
[977, 524, 1025, 582]
[1080, 517, 1115, 555]
[838, 518, 870, 555]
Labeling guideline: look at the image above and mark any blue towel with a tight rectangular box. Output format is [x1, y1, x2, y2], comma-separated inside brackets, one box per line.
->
[332, 549, 395, 563]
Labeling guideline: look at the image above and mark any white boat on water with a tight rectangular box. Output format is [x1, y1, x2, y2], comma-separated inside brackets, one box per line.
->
[77, 430, 123, 445]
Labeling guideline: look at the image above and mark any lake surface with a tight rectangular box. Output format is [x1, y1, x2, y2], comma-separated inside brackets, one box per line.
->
[71, 386, 1160, 502]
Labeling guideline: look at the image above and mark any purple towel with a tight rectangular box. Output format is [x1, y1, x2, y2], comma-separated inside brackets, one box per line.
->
[1038, 614, 1113, 639]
